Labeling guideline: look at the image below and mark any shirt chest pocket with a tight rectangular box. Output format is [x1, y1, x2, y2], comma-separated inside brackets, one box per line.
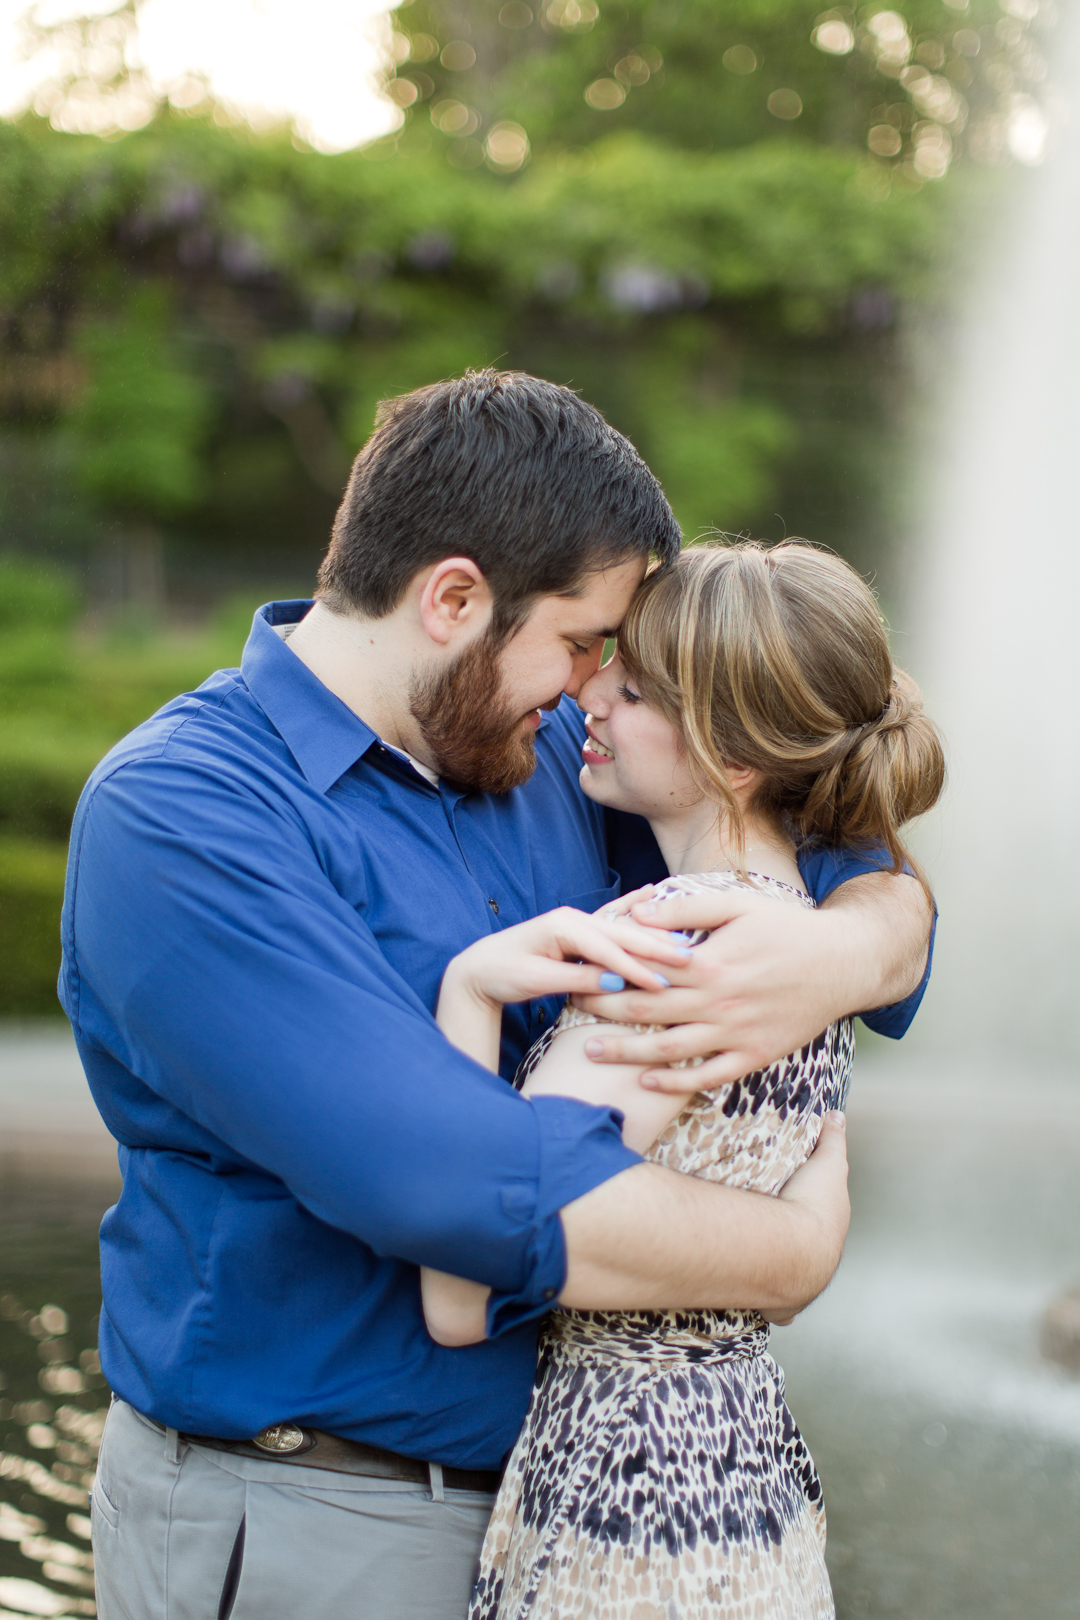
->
[557, 872, 622, 917]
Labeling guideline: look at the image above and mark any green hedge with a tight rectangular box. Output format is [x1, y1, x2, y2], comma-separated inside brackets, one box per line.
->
[0, 716, 113, 841]
[0, 564, 272, 1013]
[0, 836, 68, 1016]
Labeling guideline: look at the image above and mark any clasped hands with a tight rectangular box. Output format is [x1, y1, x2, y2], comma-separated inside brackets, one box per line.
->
[443, 884, 856, 1096]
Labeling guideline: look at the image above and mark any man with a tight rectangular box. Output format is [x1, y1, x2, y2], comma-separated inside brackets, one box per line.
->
[64, 372, 931, 1619]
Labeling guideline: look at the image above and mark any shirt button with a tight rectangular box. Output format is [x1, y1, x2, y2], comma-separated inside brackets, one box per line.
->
[488, 898, 499, 915]
[537, 1007, 546, 1025]
[543, 1288, 556, 1300]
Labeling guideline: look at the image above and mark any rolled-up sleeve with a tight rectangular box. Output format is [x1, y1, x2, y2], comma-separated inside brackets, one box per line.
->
[486, 1095, 635, 1337]
[63, 756, 640, 1306]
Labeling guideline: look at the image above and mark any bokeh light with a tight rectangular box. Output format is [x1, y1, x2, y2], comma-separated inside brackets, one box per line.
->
[484, 118, 529, 171]
[722, 44, 758, 75]
[584, 76, 624, 109]
[768, 88, 804, 120]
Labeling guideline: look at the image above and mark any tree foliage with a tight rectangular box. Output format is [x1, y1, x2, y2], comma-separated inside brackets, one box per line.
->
[0, 0, 1041, 579]
[0, 0, 1048, 1012]
[388, 0, 1043, 174]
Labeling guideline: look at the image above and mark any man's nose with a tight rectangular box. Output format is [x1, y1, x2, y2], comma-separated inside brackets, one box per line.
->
[563, 641, 605, 699]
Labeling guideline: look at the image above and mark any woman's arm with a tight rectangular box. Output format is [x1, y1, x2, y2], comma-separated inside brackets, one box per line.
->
[419, 1267, 491, 1348]
[522, 1025, 690, 1154]
[422, 907, 693, 1346]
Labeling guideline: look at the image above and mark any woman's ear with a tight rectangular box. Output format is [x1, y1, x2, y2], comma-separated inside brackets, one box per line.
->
[724, 762, 762, 795]
[418, 557, 493, 647]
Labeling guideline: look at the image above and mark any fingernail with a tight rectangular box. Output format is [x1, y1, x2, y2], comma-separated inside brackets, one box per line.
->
[641, 1074, 659, 1090]
[598, 972, 626, 992]
[653, 974, 670, 988]
[825, 1109, 846, 1132]
[584, 1039, 604, 1058]
[668, 931, 694, 946]
[636, 901, 659, 917]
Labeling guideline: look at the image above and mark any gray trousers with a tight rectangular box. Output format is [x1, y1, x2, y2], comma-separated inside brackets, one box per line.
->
[92, 1400, 496, 1620]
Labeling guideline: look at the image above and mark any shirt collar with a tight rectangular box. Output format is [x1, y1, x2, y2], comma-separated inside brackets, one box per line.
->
[242, 601, 380, 794]
[241, 599, 560, 796]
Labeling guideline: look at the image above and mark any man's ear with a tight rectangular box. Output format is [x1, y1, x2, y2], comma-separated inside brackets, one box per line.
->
[417, 557, 493, 647]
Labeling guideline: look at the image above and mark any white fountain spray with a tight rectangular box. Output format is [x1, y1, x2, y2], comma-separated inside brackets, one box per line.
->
[904, 10, 1080, 1069]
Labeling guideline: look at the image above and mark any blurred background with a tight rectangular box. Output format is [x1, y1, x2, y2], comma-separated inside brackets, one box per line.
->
[1, 1, 1078, 1616]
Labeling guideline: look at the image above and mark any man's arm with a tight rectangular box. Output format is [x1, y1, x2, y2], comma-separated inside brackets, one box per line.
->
[819, 868, 931, 1005]
[572, 871, 932, 1090]
[65, 758, 633, 1300]
[425, 1114, 851, 1345]
[560, 1113, 849, 1311]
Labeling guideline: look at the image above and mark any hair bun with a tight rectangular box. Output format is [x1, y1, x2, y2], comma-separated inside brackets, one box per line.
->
[878, 673, 914, 727]
[857, 669, 944, 826]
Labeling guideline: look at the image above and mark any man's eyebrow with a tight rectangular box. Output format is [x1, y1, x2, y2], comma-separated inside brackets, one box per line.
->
[570, 626, 619, 642]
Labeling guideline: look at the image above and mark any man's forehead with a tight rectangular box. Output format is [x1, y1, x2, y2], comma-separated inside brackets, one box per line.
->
[549, 556, 646, 630]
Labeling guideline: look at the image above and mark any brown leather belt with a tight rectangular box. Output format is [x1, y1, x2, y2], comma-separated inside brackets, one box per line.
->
[172, 1420, 500, 1494]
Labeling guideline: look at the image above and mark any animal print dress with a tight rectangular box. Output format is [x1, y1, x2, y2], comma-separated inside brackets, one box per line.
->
[470, 870, 853, 1620]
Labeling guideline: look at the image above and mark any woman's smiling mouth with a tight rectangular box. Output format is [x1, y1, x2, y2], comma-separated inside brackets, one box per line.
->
[582, 727, 615, 764]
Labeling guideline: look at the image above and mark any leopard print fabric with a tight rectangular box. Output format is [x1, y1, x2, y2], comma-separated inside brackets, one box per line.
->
[471, 870, 853, 1620]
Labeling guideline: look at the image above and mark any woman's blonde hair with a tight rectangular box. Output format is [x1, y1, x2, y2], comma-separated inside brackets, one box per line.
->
[618, 541, 945, 894]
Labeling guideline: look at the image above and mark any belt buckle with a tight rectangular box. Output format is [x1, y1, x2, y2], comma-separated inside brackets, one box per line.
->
[251, 1422, 313, 1455]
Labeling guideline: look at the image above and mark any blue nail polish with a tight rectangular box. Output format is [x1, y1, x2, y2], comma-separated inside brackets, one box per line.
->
[654, 975, 671, 988]
[598, 972, 626, 992]
[668, 931, 694, 946]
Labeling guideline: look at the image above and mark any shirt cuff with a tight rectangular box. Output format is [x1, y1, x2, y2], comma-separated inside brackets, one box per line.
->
[485, 1095, 640, 1339]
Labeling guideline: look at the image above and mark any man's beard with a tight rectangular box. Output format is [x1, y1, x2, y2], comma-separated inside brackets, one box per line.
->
[409, 632, 557, 795]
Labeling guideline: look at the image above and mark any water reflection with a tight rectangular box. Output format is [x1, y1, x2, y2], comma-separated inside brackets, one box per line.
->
[0, 1163, 113, 1619]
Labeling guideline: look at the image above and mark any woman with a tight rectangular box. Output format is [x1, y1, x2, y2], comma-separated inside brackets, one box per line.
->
[423, 541, 945, 1619]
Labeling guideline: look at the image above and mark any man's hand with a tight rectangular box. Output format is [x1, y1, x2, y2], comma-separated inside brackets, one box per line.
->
[766, 1111, 851, 1322]
[560, 1111, 850, 1318]
[575, 871, 932, 1091]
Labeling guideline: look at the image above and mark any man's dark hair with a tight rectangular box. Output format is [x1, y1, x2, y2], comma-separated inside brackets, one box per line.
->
[318, 369, 682, 637]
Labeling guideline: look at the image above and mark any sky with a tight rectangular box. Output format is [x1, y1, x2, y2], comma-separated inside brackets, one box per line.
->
[0, 0, 401, 150]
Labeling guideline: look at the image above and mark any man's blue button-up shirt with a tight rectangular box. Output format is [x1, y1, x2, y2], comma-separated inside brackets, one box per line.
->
[60, 602, 931, 1469]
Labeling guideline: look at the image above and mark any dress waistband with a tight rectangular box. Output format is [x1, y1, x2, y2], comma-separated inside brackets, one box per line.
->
[544, 1307, 769, 1367]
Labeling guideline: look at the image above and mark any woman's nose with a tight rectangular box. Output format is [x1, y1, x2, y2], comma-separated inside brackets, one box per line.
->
[578, 664, 612, 715]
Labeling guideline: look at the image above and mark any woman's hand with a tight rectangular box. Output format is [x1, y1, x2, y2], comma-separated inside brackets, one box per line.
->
[446, 906, 688, 1009]
[593, 884, 660, 922]
[436, 907, 692, 1071]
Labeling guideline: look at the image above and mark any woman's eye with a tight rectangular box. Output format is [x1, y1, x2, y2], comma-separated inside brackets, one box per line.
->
[617, 684, 643, 705]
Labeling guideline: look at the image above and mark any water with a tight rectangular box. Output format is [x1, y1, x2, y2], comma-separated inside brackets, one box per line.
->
[2, 1028, 1079, 1616]
[0, 1027, 116, 1619]
[903, 1, 1080, 1063]
[805, 10, 1080, 1604]
[778, 1055, 1080, 1618]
